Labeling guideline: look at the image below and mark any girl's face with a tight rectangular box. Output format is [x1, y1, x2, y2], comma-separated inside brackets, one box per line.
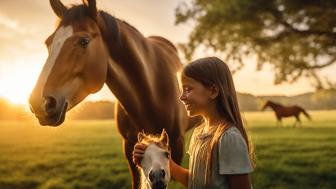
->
[179, 74, 213, 117]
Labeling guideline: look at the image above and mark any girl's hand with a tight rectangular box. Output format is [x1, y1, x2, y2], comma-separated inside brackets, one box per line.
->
[132, 143, 147, 165]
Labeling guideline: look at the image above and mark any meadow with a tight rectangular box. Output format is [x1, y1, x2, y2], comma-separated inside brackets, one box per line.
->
[0, 110, 335, 189]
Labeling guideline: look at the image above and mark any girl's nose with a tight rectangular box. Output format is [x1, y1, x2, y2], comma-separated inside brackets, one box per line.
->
[179, 93, 187, 102]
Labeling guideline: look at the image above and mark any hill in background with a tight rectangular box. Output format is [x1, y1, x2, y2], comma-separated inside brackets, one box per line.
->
[1, 89, 335, 120]
[238, 89, 336, 111]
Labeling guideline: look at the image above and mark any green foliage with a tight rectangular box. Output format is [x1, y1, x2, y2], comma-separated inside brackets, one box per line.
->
[1, 112, 336, 189]
[175, 0, 336, 88]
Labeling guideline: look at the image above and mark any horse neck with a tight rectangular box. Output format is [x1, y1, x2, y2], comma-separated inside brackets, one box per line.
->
[99, 18, 152, 107]
[99, 15, 180, 127]
[268, 102, 281, 110]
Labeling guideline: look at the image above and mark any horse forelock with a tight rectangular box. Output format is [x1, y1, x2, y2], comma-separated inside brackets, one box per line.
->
[51, 4, 118, 47]
[140, 135, 169, 152]
[54, 4, 121, 60]
[58, 5, 89, 26]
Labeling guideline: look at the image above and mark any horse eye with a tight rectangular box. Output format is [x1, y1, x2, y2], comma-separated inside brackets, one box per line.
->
[164, 152, 170, 158]
[79, 37, 90, 48]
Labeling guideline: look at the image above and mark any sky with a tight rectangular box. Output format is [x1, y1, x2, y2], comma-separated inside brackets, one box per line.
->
[0, 0, 335, 105]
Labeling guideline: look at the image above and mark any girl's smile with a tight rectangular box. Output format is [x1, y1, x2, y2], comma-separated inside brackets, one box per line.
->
[179, 74, 213, 116]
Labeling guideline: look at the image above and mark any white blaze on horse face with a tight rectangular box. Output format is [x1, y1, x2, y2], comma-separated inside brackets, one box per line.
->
[37, 26, 74, 97]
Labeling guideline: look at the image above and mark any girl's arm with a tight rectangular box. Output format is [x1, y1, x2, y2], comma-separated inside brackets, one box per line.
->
[227, 174, 252, 189]
[169, 159, 189, 187]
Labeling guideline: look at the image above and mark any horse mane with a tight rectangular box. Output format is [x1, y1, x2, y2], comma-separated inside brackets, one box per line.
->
[58, 5, 88, 26]
[148, 36, 178, 52]
[267, 100, 282, 107]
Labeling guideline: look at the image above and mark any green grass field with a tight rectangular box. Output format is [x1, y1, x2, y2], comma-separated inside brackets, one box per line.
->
[0, 110, 335, 189]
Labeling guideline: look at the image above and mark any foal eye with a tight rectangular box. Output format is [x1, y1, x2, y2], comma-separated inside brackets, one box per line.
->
[164, 152, 170, 158]
[79, 37, 90, 48]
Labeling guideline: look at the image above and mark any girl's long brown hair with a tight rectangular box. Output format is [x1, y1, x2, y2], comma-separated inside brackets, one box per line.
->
[183, 57, 255, 184]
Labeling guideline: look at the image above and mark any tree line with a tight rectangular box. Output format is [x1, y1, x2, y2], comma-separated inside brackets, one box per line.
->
[0, 89, 335, 120]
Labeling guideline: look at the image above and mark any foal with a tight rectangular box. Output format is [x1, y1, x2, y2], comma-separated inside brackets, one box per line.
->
[137, 129, 171, 189]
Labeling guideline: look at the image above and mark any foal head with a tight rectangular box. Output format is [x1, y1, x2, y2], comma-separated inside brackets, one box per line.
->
[137, 129, 171, 189]
[29, 0, 110, 126]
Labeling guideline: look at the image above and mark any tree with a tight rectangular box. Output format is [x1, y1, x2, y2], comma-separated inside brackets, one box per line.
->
[175, 0, 336, 89]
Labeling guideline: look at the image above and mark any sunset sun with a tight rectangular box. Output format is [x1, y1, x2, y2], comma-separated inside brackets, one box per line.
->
[0, 62, 40, 105]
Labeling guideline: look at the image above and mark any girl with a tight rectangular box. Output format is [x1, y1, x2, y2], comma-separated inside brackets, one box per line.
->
[133, 57, 255, 189]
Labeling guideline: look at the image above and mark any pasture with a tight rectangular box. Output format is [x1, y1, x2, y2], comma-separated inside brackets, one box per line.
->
[0, 110, 335, 189]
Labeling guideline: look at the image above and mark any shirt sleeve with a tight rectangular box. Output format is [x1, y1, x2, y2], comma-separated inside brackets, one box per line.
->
[218, 129, 253, 175]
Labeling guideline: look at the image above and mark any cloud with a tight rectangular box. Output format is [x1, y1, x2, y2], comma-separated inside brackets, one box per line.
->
[0, 13, 18, 29]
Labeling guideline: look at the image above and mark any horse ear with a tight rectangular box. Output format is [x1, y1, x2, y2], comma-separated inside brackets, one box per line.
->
[160, 129, 169, 145]
[137, 132, 146, 142]
[50, 0, 67, 18]
[82, 0, 97, 20]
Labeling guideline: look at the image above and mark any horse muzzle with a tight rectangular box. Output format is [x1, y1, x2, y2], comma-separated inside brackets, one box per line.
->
[151, 181, 167, 189]
[149, 170, 168, 189]
[29, 95, 68, 126]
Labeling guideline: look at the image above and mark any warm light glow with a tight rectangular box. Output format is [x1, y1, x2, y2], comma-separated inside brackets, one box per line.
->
[0, 60, 115, 106]
[0, 61, 40, 106]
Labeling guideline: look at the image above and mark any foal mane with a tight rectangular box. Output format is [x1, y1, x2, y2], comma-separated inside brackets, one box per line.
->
[138, 132, 170, 152]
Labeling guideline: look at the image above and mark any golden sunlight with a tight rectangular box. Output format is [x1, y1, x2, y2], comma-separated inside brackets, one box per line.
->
[0, 62, 40, 105]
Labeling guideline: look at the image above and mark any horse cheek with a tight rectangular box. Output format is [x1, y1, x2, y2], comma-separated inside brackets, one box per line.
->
[84, 46, 107, 93]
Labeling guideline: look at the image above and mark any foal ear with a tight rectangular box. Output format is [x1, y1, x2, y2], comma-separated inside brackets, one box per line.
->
[50, 0, 67, 18]
[160, 129, 169, 145]
[137, 132, 146, 142]
[82, 0, 97, 20]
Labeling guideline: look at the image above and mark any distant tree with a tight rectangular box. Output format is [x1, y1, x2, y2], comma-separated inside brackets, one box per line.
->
[175, 0, 336, 89]
[237, 93, 260, 111]
[68, 101, 115, 120]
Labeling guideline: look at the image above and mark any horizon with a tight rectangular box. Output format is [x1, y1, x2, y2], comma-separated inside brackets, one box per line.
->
[1, 0, 335, 105]
[2, 88, 332, 108]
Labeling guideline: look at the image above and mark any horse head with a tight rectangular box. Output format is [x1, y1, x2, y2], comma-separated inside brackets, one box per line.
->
[262, 100, 271, 111]
[137, 129, 171, 189]
[29, 0, 110, 126]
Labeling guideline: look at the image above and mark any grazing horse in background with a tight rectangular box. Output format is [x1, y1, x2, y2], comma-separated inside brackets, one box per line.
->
[29, 0, 201, 188]
[262, 100, 311, 127]
[137, 129, 171, 189]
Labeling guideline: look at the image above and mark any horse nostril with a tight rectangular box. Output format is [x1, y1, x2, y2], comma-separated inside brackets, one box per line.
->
[149, 170, 154, 182]
[161, 169, 165, 178]
[44, 96, 57, 115]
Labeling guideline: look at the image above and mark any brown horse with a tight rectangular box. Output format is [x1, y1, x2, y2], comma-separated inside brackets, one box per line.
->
[29, 0, 200, 188]
[262, 100, 311, 127]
